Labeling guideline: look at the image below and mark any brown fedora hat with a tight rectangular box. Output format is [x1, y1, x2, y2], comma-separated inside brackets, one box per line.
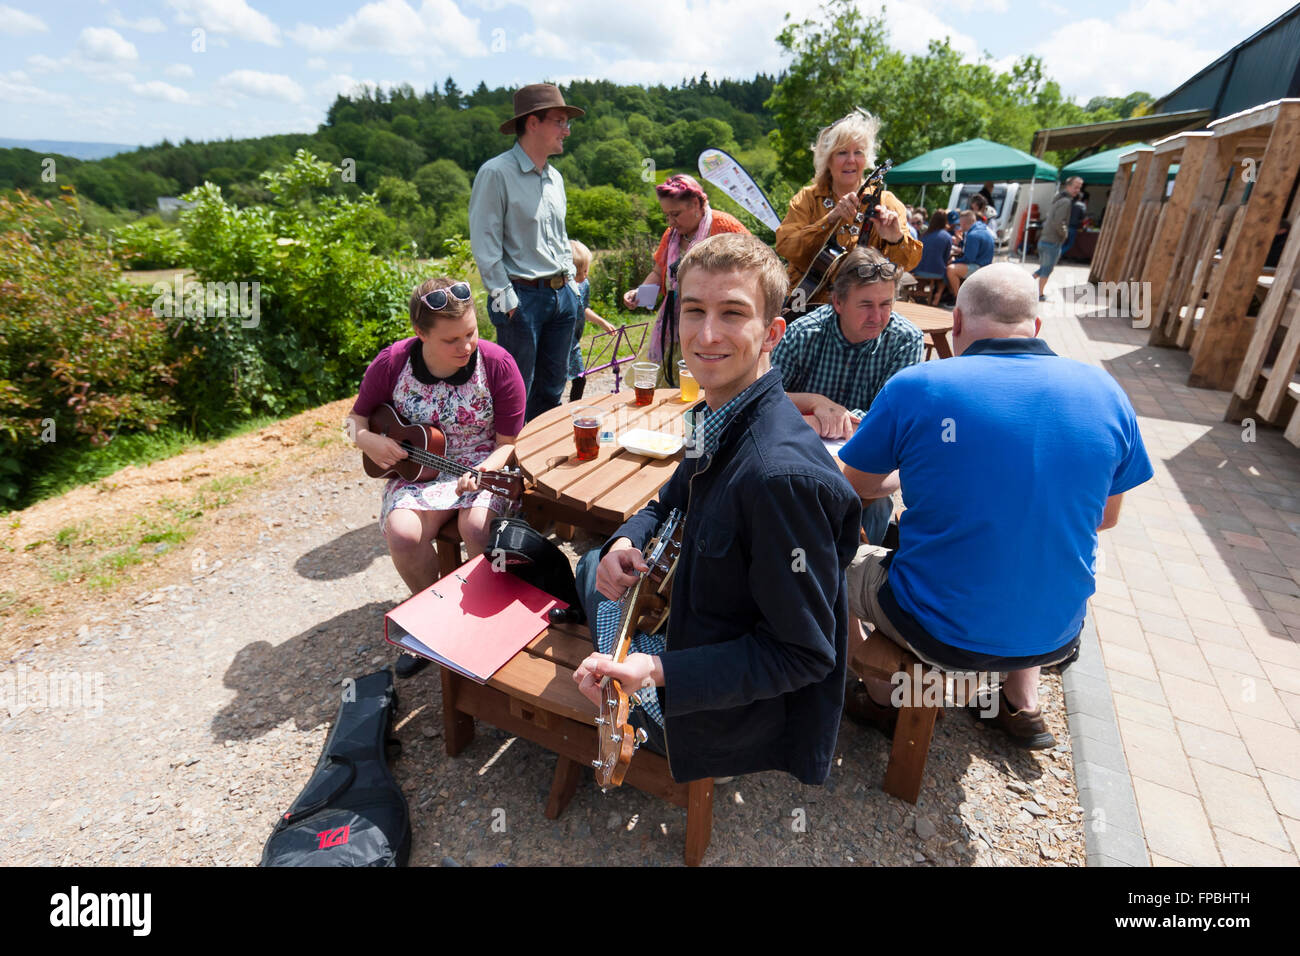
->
[499, 83, 584, 134]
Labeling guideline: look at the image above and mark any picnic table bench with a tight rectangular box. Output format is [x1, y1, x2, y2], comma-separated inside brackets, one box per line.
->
[438, 615, 715, 865]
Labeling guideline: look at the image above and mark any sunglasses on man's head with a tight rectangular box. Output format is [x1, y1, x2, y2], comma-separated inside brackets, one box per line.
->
[848, 262, 899, 282]
[421, 282, 472, 311]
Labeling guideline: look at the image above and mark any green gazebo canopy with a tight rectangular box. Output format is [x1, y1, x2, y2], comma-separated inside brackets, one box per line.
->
[887, 138, 1059, 185]
[1061, 144, 1156, 185]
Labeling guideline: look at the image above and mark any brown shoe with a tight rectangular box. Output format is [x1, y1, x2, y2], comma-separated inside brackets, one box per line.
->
[844, 680, 898, 737]
[972, 690, 1056, 749]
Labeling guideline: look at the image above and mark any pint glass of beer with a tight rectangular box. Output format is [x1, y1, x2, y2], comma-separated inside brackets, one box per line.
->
[571, 406, 604, 462]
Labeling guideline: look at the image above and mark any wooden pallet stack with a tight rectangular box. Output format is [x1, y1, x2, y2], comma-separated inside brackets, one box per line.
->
[1146, 99, 1300, 390]
[1089, 147, 1154, 286]
[1145, 132, 1215, 346]
[1228, 161, 1300, 446]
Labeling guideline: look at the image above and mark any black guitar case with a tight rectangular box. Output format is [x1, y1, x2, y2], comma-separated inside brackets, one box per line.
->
[260, 669, 410, 867]
[489, 516, 584, 622]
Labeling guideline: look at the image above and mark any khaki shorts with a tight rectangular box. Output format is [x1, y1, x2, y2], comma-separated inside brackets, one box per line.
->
[846, 544, 934, 659]
[847, 543, 1080, 673]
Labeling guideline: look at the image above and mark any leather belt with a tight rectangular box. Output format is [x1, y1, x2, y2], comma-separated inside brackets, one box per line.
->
[510, 273, 567, 290]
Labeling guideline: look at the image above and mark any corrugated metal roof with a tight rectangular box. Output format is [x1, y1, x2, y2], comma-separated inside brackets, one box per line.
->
[1217, 14, 1300, 115]
[1154, 3, 1300, 119]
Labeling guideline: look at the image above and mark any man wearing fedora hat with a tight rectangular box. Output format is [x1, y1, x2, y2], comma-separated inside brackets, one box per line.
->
[470, 83, 586, 421]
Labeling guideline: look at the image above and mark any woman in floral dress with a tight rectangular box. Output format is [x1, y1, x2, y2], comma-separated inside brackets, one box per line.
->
[349, 277, 526, 676]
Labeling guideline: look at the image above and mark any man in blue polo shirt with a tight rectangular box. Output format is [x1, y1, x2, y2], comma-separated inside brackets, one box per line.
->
[837, 262, 1152, 748]
[945, 209, 994, 303]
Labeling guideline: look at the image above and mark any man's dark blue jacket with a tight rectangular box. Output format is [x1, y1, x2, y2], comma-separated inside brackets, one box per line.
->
[604, 370, 862, 784]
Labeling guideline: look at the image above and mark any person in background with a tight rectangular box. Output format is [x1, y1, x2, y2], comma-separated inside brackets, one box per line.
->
[567, 239, 617, 402]
[469, 83, 585, 421]
[623, 174, 748, 386]
[945, 210, 994, 301]
[838, 264, 1152, 747]
[1033, 176, 1083, 301]
[969, 192, 998, 236]
[1063, 186, 1088, 258]
[349, 277, 526, 678]
[775, 108, 922, 314]
[771, 245, 923, 545]
[913, 209, 954, 306]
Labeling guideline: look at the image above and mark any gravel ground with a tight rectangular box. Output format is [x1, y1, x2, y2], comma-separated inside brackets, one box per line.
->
[1, 388, 1085, 866]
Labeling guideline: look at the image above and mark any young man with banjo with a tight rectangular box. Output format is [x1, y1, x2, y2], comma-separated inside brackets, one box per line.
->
[571, 234, 862, 785]
[775, 108, 922, 316]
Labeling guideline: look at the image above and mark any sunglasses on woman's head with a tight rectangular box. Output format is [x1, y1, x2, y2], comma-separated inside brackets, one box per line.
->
[422, 282, 472, 311]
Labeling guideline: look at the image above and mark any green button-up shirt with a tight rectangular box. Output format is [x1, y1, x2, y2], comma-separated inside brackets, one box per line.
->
[468, 141, 575, 315]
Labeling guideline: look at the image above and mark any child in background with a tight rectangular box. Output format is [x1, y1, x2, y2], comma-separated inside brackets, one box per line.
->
[568, 240, 617, 401]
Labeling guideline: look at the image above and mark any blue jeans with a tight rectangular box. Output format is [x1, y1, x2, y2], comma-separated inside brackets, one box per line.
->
[490, 282, 580, 422]
[861, 495, 893, 545]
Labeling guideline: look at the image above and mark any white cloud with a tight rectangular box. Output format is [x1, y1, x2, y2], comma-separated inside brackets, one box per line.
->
[290, 0, 484, 56]
[168, 0, 281, 46]
[514, 0, 982, 85]
[939, 0, 1009, 14]
[0, 5, 47, 35]
[0, 70, 72, 106]
[77, 26, 139, 63]
[132, 80, 193, 104]
[883, 2, 980, 59]
[217, 68, 304, 102]
[314, 72, 373, 98]
[306, 56, 327, 70]
[25, 53, 60, 72]
[165, 63, 194, 78]
[109, 9, 166, 32]
[1034, 17, 1218, 98]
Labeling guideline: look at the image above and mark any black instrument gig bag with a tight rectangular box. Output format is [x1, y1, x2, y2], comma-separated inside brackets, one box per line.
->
[260, 669, 410, 867]
[488, 516, 583, 620]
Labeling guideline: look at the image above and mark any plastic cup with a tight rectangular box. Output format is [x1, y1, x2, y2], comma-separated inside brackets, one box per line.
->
[571, 406, 604, 462]
[677, 359, 699, 403]
[631, 362, 658, 406]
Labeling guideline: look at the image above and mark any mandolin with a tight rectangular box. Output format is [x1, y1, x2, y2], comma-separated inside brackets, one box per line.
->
[781, 159, 893, 319]
[361, 403, 525, 505]
[592, 508, 684, 789]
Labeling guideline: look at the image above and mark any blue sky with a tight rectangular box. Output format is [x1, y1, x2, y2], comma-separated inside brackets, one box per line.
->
[1, 0, 1295, 146]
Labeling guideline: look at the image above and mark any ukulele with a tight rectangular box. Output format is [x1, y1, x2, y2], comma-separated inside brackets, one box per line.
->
[592, 508, 684, 789]
[781, 159, 894, 318]
[361, 403, 525, 505]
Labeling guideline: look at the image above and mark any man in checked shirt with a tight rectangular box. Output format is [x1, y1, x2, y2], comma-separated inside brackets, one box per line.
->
[771, 245, 924, 545]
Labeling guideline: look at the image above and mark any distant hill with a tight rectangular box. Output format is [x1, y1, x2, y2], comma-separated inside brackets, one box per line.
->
[0, 138, 139, 160]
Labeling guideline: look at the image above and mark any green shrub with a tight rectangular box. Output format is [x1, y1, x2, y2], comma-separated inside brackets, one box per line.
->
[110, 215, 190, 270]
[588, 235, 658, 314]
[567, 185, 653, 250]
[0, 190, 188, 508]
[169, 151, 419, 430]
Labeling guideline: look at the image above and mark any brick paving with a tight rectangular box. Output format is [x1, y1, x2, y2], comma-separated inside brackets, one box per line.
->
[1038, 261, 1300, 865]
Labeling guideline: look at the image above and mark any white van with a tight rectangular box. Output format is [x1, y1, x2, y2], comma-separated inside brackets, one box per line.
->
[945, 181, 1059, 254]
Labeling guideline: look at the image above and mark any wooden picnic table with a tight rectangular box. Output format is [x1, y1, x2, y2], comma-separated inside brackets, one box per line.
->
[894, 301, 955, 358]
[513, 388, 693, 539]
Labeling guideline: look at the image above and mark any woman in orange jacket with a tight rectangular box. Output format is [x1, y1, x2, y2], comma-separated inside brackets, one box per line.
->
[775, 109, 922, 310]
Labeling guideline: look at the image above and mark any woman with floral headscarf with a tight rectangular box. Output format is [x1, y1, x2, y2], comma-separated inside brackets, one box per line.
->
[623, 174, 749, 385]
